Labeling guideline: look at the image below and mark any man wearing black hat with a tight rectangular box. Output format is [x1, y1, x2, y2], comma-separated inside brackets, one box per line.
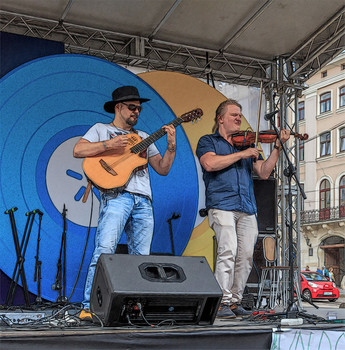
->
[74, 86, 176, 315]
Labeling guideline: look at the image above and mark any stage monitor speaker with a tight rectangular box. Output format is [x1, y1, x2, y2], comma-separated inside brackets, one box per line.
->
[90, 254, 222, 326]
[253, 176, 277, 234]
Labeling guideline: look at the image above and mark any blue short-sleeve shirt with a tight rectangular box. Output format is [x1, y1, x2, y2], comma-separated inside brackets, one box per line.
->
[196, 131, 263, 215]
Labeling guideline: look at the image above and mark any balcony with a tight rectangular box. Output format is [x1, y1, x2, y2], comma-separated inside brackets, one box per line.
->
[301, 206, 345, 225]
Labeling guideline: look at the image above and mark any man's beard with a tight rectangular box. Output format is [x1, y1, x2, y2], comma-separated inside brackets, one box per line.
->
[126, 115, 138, 126]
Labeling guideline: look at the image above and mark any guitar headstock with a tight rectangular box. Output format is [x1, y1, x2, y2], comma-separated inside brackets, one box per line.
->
[180, 108, 203, 123]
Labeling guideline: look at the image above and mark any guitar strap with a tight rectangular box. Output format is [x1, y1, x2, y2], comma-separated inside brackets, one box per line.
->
[82, 179, 93, 203]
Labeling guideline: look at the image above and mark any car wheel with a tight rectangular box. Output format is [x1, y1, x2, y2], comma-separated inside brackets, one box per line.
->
[302, 289, 312, 301]
[329, 299, 338, 302]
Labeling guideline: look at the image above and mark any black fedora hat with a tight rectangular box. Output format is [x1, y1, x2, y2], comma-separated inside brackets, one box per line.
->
[104, 86, 150, 113]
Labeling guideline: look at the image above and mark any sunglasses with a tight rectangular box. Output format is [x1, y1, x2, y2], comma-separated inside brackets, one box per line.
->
[122, 102, 143, 113]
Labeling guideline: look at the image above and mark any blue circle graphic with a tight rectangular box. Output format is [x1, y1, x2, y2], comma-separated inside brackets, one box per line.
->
[0, 55, 198, 302]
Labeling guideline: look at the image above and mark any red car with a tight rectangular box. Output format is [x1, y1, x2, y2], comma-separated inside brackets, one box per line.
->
[300, 271, 339, 302]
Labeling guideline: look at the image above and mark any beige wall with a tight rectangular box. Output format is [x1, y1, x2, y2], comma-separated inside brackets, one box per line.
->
[301, 54, 345, 211]
[292, 52, 345, 279]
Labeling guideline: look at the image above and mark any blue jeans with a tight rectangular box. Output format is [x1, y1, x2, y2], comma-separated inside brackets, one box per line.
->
[83, 191, 154, 308]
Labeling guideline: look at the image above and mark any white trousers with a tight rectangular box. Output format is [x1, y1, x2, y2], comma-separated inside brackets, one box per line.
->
[208, 209, 258, 305]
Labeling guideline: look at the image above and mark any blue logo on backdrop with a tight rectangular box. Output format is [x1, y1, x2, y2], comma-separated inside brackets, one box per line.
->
[0, 55, 198, 302]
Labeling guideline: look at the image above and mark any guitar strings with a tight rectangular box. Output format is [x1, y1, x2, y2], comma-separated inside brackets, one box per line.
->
[130, 118, 183, 154]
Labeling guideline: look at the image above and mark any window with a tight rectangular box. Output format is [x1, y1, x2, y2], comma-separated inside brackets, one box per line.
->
[302, 272, 328, 282]
[342, 64, 345, 70]
[320, 132, 331, 157]
[340, 127, 345, 153]
[340, 176, 345, 218]
[298, 101, 305, 121]
[321, 71, 327, 78]
[319, 179, 330, 220]
[320, 92, 331, 113]
[299, 140, 304, 161]
[340, 86, 345, 108]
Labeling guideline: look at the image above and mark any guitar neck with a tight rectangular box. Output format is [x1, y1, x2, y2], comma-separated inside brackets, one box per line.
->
[130, 118, 182, 154]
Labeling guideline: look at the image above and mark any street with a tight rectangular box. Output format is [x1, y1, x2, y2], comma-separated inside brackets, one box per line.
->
[300, 289, 345, 320]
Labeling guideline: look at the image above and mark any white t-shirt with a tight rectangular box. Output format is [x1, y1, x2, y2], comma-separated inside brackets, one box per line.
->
[82, 123, 160, 199]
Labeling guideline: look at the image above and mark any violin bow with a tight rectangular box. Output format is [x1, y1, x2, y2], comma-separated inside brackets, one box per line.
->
[255, 81, 263, 148]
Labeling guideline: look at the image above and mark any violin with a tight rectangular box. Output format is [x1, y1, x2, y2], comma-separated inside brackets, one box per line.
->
[231, 130, 308, 147]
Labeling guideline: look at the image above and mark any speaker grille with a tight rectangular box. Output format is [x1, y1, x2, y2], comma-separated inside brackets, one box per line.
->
[120, 297, 201, 323]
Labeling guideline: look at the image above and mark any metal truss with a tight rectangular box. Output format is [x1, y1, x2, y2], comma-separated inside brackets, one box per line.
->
[1, 8, 344, 89]
[265, 59, 303, 281]
[287, 6, 345, 80]
[0, 10, 273, 87]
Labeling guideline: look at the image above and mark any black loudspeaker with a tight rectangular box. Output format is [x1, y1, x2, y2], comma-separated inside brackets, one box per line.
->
[90, 254, 222, 326]
[253, 176, 277, 234]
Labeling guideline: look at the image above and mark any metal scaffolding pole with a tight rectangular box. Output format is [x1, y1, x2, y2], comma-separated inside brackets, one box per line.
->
[263, 57, 304, 309]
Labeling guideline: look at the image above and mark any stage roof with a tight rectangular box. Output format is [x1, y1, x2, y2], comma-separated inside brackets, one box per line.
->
[0, 0, 345, 86]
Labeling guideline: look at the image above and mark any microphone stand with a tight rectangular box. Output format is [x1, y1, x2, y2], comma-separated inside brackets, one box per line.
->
[34, 211, 43, 304]
[267, 115, 307, 318]
[5, 208, 32, 307]
[53, 204, 68, 303]
[167, 213, 180, 256]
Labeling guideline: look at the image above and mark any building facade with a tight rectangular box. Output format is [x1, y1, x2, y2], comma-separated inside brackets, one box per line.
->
[297, 53, 345, 286]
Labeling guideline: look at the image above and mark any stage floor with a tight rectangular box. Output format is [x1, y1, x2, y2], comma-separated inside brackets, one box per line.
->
[1, 303, 345, 349]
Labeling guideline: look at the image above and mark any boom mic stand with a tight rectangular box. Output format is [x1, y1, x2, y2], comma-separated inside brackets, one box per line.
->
[266, 114, 307, 318]
[52, 204, 68, 303]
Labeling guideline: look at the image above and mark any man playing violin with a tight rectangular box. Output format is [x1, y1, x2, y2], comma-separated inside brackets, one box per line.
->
[73, 86, 176, 318]
[196, 99, 290, 318]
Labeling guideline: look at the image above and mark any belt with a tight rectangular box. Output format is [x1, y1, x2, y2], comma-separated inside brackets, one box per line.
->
[101, 189, 152, 202]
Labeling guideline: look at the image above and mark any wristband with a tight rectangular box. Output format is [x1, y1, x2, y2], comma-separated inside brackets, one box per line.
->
[274, 144, 280, 150]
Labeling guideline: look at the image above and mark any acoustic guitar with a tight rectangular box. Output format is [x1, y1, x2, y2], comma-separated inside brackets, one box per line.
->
[83, 108, 203, 190]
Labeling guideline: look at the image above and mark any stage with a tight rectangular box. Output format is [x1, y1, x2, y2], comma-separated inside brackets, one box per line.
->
[1, 303, 345, 349]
